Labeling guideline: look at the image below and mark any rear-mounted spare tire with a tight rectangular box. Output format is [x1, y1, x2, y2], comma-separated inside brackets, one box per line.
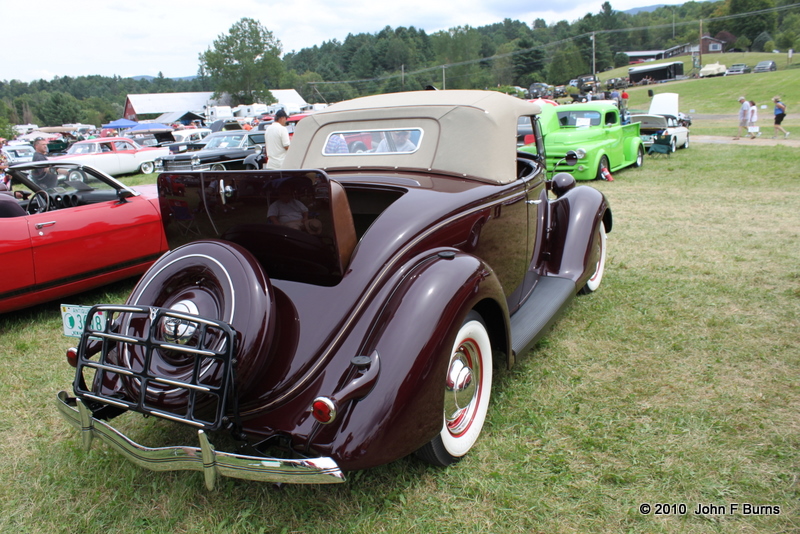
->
[119, 240, 275, 412]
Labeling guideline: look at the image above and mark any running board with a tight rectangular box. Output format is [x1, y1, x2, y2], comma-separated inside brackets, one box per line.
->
[509, 276, 576, 362]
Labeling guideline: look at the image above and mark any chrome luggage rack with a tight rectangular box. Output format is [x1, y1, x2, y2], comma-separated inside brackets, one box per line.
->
[72, 304, 237, 432]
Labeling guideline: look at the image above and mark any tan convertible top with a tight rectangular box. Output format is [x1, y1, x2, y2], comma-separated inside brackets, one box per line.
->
[283, 90, 542, 184]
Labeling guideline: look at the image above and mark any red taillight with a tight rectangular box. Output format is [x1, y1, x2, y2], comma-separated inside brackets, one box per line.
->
[311, 397, 336, 424]
[66, 347, 79, 368]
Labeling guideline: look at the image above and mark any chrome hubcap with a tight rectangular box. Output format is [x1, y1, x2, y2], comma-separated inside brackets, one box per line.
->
[162, 299, 200, 344]
[444, 341, 480, 436]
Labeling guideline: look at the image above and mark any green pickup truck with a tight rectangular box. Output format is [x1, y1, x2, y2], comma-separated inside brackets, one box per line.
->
[522, 102, 644, 181]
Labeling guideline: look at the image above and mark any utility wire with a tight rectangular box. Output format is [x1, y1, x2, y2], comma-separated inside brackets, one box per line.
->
[308, 2, 800, 88]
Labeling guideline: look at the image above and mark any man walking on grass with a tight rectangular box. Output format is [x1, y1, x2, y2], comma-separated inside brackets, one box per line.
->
[733, 96, 750, 140]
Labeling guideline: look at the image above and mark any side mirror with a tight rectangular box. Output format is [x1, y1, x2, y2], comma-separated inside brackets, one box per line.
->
[564, 151, 579, 166]
[117, 189, 135, 203]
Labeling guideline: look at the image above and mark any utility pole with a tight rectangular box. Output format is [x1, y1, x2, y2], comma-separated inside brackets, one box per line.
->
[673, 7, 676, 39]
[699, 19, 703, 69]
[592, 32, 596, 75]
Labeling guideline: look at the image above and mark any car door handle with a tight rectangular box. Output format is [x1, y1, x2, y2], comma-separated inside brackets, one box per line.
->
[526, 199, 542, 205]
[35, 221, 57, 229]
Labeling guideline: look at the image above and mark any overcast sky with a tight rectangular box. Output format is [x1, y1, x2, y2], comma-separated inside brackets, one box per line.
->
[5, 0, 677, 83]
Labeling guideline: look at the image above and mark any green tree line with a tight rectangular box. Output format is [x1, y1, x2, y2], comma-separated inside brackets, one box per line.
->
[2, 0, 798, 130]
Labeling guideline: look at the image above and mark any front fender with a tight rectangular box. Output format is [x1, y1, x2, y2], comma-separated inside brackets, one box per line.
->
[546, 185, 611, 287]
[315, 250, 508, 471]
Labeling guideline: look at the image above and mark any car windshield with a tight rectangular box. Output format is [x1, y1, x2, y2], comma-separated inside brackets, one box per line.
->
[6, 146, 34, 157]
[557, 110, 601, 127]
[321, 128, 423, 155]
[10, 164, 121, 196]
[66, 143, 99, 155]
[204, 134, 245, 149]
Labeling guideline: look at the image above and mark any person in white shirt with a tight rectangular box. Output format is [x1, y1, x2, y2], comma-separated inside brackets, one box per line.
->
[374, 130, 416, 153]
[265, 109, 291, 169]
[734, 96, 751, 140]
[268, 187, 308, 230]
[747, 100, 760, 139]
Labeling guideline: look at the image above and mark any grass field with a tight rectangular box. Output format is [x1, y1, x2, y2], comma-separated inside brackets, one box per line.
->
[1, 137, 798, 533]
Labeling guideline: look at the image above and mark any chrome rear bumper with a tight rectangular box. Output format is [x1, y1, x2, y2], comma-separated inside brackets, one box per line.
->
[57, 391, 345, 488]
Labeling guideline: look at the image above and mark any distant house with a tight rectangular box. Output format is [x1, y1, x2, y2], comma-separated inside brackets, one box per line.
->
[624, 50, 666, 62]
[665, 43, 693, 58]
[695, 35, 727, 54]
[124, 92, 223, 121]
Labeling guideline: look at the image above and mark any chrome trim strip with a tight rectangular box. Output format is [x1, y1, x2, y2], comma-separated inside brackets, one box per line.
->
[151, 377, 212, 392]
[147, 409, 207, 427]
[57, 391, 346, 488]
[81, 362, 136, 376]
[89, 331, 140, 344]
[152, 343, 218, 357]
[81, 393, 130, 409]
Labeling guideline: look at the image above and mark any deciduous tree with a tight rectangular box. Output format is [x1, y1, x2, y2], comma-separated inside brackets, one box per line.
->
[198, 18, 284, 105]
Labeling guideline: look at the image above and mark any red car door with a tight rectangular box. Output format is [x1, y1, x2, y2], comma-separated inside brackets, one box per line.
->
[0, 216, 35, 300]
[27, 195, 163, 290]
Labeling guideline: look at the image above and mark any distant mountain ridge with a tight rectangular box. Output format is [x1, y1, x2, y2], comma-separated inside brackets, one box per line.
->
[623, 4, 668, 15]
[132, 75, 197, 82]
[622, 1, 710, 15]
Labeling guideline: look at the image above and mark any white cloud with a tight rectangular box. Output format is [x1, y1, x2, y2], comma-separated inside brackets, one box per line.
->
[5, 0, 679, 82]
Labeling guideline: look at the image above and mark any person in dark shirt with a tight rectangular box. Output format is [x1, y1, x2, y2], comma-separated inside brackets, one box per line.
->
[31, 138, 58, 189]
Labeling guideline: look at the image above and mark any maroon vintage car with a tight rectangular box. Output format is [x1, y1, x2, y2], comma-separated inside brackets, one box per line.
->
[0, 161, 167, 314]
[57, 90, 611, 488]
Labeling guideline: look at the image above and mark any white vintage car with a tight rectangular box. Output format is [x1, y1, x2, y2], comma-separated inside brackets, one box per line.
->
[630, 93, 690, 152]
[50, 137, 170, 175]
[699, 62, 727, 77]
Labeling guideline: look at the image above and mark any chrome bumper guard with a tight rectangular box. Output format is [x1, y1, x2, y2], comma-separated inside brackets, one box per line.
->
[57, 391, 346, 488]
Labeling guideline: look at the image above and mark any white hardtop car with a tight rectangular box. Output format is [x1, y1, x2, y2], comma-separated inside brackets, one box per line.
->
[630, 93, 690, 152]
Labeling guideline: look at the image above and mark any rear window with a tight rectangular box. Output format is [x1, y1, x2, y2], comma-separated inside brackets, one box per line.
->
[322, 128, 423, 155]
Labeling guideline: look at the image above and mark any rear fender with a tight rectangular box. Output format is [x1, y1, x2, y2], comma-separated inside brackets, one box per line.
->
[313, 250, 508, 471]
[546, 186, 611, 287]
[623, 124, 643, 161]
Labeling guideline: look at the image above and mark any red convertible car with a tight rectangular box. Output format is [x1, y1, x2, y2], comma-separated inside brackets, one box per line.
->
[0, 161, 167, 314]
[57, 90, 612, 488]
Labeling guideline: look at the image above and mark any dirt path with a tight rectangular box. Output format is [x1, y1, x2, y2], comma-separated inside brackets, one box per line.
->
[692, 134, 799, 147]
